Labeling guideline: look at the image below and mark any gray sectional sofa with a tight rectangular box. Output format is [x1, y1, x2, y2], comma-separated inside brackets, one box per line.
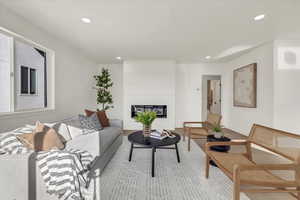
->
[0, 117, 123, 200]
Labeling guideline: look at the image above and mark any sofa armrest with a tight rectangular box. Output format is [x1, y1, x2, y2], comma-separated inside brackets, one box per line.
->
[0, 152, 36, 200]
[0, 152, 32, 160]
[109, 119, 123, 129]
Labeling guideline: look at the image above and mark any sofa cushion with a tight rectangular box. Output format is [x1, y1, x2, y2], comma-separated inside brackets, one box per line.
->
[65, 131, 101, 157]
[65, 126, 121, 157]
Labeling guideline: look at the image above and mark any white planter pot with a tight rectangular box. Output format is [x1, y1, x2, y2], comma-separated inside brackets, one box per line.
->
[214, 132, 223, 138]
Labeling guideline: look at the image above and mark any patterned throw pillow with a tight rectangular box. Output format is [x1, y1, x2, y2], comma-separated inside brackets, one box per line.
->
[78, 113, 103, 134]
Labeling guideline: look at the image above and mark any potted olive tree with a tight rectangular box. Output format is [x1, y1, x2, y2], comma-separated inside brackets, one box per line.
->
[94, 68, 113, 111]
[135, 111, 157, 137]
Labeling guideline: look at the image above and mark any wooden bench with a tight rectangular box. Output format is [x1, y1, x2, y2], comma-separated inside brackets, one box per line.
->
[205, 124, 300, 200]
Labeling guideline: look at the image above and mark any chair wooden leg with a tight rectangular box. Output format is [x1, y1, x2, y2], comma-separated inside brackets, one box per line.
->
[183, 127, 186, 141]
[233, 166, 240, 200]
[188, 134, 191, 151]
[297, 187, 300, 200]
[233, 183, 240, 200]
[295, 156, 300, 200]
[205, 155, 210, 179]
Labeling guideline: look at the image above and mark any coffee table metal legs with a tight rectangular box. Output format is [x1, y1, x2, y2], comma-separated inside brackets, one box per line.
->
[128, 143, 180, 177]
[175, 144, 180, 163]
[129, 143, 133, 162]
[152, 147, 155, 177]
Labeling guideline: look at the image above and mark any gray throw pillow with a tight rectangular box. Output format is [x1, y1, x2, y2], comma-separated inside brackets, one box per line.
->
[78, 113, 103, 134]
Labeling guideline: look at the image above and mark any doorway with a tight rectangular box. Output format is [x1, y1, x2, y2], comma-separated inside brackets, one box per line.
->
[201, 75, 221, 120]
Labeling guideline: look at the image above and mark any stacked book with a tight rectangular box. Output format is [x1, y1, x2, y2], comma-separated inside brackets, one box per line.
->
[150, 131, 167, 140]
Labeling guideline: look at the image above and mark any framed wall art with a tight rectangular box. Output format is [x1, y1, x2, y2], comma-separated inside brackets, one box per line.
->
[233, 63, 257, 108]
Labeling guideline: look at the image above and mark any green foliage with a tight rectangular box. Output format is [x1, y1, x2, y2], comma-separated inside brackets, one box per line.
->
[212, 123, 223, 132]
[134, 111, 157, 126]
[94, 68, 114, 110]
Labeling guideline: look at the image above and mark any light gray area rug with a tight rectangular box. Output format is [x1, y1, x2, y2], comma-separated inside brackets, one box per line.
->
[100, 137, 249, 200]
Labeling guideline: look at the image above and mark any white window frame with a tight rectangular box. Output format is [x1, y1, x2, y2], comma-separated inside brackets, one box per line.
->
[0, 27, 55, 118]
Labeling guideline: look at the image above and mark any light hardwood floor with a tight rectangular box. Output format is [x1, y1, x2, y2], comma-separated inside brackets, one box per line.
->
[124, 129, 296, 200]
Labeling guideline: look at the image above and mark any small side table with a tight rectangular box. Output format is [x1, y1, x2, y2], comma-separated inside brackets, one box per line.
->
[207, 135, 231, 167]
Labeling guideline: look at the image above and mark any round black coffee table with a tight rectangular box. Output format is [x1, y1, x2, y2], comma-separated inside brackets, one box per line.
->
[128, 131, 181, 177]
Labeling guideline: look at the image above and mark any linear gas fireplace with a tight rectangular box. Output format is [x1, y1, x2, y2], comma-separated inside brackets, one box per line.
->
[131, 105, 167, 118]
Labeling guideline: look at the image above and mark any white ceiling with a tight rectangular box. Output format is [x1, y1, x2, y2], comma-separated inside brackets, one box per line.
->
[1, 0, 300, 63]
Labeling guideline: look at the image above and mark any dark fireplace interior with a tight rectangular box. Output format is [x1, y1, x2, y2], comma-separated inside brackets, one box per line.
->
[131, 105, 167, 118]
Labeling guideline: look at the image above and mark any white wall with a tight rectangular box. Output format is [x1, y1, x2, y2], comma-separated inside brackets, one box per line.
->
[123, 60, 176, 130]
[273, 40, 300, 133]
[98, 64, 123, 119]
[99, 41, 300, 136]
[222, 43, 274, 135]
[14, 40, 45, 110]
[175, 63, 225, 127]
[0, 5, 99, 132]
[95, 42, 300, 136]
[98, 62, 226, 129]
[0, 32, 11, 113]
[99, 43, 276, 135]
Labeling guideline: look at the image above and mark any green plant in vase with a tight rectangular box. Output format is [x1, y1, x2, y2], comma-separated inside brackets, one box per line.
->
[134, 111, 157, 137]
[212, 123, 224, 138]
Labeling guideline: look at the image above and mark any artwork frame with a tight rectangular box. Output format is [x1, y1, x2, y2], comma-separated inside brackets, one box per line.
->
[233, 63, 257, 108]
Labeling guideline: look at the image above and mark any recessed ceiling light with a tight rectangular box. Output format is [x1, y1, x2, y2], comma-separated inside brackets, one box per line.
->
[116, 56, 122, 60]
[254, 14, 265, 21]
[205, 56, 211, 59]
[81, 17, 91, 23]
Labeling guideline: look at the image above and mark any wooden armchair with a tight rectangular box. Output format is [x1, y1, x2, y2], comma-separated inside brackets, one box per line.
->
[205, 124, 300, 200]
[183, 113, 222, 151]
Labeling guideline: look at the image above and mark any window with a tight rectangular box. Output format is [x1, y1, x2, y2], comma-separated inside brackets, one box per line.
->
[30, 68, 37, 94]
[20, 66, 37, 95]
[20, 66, 29, 94]
[0, 29, 54, 114]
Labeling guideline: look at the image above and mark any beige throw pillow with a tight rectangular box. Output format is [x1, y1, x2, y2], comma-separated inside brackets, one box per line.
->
[17, 121, 64, 151]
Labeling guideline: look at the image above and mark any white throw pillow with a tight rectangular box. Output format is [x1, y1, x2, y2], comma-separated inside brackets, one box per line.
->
[66, 119, 83, 139]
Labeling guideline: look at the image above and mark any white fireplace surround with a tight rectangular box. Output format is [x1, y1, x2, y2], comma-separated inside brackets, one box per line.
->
[123, 60, 176, 130]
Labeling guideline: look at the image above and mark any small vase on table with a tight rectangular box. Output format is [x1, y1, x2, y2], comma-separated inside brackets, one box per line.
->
[143, 124, 151, 138]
